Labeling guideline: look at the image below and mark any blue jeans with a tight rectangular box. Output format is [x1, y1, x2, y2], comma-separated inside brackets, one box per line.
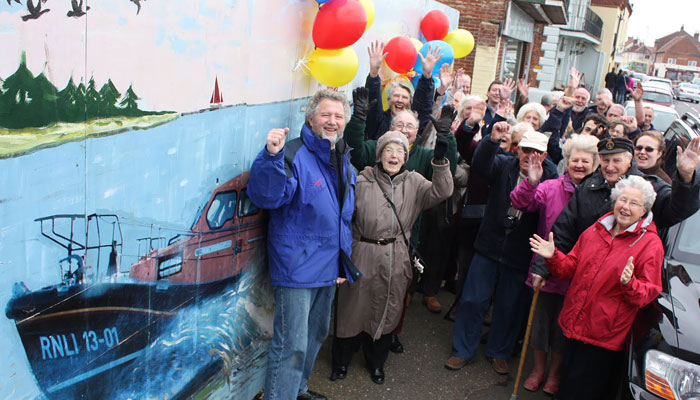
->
[265, 285, 335, 400]
[451, 252, 528, 360]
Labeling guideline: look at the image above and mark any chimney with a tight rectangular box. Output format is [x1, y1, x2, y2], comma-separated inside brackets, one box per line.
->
[695, 32, 699, 41]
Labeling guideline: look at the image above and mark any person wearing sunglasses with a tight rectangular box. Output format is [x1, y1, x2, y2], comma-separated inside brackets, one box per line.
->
[634, 130, 671, 184]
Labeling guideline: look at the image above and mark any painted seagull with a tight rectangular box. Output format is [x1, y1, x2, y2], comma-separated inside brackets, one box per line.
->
[22, 0, 50, 21]
[6, 0, 21, 5]
[130, 0, 145, 15]
[67, 0, 89, 17]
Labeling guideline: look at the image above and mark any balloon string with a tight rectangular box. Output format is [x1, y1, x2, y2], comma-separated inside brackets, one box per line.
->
[293, 53, 311, 74]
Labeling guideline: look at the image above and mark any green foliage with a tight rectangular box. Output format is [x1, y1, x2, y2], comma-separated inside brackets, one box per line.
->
[0, 52, 156, 129]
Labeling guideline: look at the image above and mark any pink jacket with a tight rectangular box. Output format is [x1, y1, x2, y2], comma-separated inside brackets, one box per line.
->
[510, 173, 576, 295]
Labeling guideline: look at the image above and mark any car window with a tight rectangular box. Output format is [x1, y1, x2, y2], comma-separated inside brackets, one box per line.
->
[643, 91, 673, 104]
[673, 209, 700, 283]
[653, 111, 679, 131]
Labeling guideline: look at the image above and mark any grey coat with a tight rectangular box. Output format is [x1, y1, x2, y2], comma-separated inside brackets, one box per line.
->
[336, 161, 453, 340]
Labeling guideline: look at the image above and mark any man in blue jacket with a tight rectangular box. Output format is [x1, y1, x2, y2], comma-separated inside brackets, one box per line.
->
[248, 89, 357, 400]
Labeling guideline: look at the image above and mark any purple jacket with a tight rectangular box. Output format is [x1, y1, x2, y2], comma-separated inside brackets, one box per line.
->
[510, 173, 576, 295]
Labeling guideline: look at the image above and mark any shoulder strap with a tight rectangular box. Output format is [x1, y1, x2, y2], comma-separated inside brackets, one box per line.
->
[381, 190, 410, 246]
[283, 137, 304, 178]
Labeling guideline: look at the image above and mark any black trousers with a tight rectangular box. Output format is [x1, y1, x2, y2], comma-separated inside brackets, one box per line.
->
[332, 332, 392, 370]
[418, 204, 457, 296]
[556, 338, 624, 400]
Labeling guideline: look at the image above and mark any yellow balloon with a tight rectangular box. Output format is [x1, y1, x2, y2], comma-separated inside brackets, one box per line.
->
[381, 75, 413, 111]
[357, 0, 375, 31]
[307, 47, 359, 88]
[409, 37, 423, 53]
[443, 29, 475, 58]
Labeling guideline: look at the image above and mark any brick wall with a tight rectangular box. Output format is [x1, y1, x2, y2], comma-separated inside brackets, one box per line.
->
[440, 0, 507, 80]
[658, 37, 700, 66]
[528, 24, 545, 87]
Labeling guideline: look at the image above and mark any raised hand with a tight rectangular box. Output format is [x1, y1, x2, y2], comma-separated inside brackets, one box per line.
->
[451, 67, 466, 94]
[368, 40, 387, 78]
[466, 100, 487, 126]
[490, 121, 511, 143]
[497, 98, 513, 117]
[569, 67, 582, 89]
[419, 44, 442, 79]
[530, 232, 555, 259]
[620, 256, 634, 285]
[430, 104, 458, 136]
[677, 136, 700, 183]
[556, 96, 574, 112]
[517, 78, 529, 101]
[500, 77, 516, 101]
[632, 82, 643, 102]
[438, 63, 454, 94]
[266, 127, 289, 155]
[527, 152, 543, 185]
[621, 115, 638, 131]
[352, 87, 371, 121]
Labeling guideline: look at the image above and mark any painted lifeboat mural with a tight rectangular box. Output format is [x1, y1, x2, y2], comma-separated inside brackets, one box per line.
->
[4, 171, 267, 398]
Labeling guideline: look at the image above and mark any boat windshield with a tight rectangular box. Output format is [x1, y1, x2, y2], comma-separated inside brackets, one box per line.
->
[206, 191, 237, 229]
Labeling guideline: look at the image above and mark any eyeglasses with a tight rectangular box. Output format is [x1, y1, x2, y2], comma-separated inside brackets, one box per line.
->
[635, 145, 657, 153]
[392, 122, 417, 131]
[521, 147, 543, 154]
[617, 197, 643, 209]
[383, 147, 406, 156]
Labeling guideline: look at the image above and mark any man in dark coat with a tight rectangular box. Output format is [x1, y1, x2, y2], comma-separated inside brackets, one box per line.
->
[616, 70, 628, 104]
[446, 122, 558, 374]
[605, 69, 617, 101]
[364, 40, 440, 140]
[553, 136, 700, 254]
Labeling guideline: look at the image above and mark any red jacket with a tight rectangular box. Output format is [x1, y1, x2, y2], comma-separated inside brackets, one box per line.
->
[547, 211, 663, 351]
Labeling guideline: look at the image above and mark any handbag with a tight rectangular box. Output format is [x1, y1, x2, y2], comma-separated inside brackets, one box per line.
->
[380, 191, 426, 276]
[460, 185, 485, 225]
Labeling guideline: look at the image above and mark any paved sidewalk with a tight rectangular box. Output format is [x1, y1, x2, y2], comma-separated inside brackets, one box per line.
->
[308, 289, 553, 400]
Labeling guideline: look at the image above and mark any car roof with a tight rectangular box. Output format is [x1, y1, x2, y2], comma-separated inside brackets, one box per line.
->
[624, 101, 678, 114]
[643, 83, 674, 94]
[679, 82, 700, 88]
[647, 77, 672, 83]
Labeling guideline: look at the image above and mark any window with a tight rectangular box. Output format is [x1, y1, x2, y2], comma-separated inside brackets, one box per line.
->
[206, 191, 237, 229]
[689, 60, 698, 67]
[668, 58, 676, 64]
[238, 189, 260, 218]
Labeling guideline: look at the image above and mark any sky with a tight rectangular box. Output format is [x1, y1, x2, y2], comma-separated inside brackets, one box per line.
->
[627, 0, 700, 45]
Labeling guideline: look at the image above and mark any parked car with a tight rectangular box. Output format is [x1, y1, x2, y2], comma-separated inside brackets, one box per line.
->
[624, 101, 679, 132]
[623, 113, 700, 400]
[638, 84, 675, 107]
[674, 82, 700, 103]
[646, 77, 674, 93]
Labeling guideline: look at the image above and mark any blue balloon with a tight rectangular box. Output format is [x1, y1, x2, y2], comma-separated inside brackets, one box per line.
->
[411, 74, 440, 91]
[316, 0, 332, 3]
[413, 40, 455, 77]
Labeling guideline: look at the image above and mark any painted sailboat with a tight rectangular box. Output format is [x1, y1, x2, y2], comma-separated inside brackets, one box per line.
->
[210, 76, 224, 108]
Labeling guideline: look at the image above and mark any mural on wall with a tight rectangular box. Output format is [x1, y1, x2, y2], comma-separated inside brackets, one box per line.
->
[0, 0, 458, 398]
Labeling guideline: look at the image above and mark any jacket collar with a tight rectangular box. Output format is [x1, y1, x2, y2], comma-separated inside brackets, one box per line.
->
[561, 172, 576, 194]
[301, 123, 350, 164]
[598, 210, 656, 235]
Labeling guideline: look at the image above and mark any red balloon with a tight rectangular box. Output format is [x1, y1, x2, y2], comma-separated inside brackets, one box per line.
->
[313, 0, 367, 50]
[384, 37, 418, 74]
[420, 10, 450, 41]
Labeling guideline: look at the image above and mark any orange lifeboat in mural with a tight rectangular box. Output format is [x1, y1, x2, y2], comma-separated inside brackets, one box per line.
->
[4, 171, 266, 398]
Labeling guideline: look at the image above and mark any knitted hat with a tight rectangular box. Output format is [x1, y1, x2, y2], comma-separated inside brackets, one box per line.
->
[376, 130, 410, 163]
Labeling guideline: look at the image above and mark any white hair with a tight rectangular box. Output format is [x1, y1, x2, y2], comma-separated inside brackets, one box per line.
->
[386, 81, 414, 102]
[516, 102, 547, 129]
[611, 175, 657, 212]
[608, 104, 625, 116]
[562, 134, 600, 168]
[458, 94, 484, 116]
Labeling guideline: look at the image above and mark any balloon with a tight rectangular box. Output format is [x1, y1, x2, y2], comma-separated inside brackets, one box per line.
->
[413, 40, 455, 77]
[357, 0, 374, 31]
[410, 74, 440, 92]
[307, 47, 359, 87]
[444, 29, 475, 58]
[313, 0, 367, 50]
[382, 75, 413, 111]
[316, 0, 332, 3]
[409, 37, 423, 52]
[384, 37, 418, 74]
[420, 10, 450, 41]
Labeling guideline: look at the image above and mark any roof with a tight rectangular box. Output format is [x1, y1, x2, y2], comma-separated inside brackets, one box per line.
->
[590, 0, 632, 13]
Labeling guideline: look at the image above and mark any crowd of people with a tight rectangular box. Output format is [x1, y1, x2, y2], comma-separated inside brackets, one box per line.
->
[248, 41, 700, 400]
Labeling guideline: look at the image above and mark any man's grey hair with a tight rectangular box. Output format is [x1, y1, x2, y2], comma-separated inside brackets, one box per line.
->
[306, 89, 351, 122]
[540, 93, 554, 108]
[386, 81, 415, 103]
[562, 134, 600, 169]
[607, 104, 625, 116]
[458, 94, 484, 116]
[611, 175, 657, 213]
[597, 88, 613, 104]
[390, 109, 419, 126]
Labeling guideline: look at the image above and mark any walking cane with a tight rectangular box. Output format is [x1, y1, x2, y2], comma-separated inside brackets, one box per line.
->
[510, 280, 542, 400]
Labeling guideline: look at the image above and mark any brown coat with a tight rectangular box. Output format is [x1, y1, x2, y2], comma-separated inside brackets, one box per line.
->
[336, 161, 453, 340]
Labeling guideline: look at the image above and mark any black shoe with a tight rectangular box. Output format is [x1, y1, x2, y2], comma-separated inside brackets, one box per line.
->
[389, 334, 404, 353]
[369, 367, 385, 384]
[330, 365, 347, 381]
[297, 390, 327, 400]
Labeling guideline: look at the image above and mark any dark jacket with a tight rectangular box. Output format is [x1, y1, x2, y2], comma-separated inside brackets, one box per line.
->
[571, 106, 595, 132]
[248, 124, 357, 288]
[552, 164, 700, 253]
[605, 71, 617, 89]
[471, 137, 558, 270]
[539, 107, 571, 165]
[364, 74, 434, 140]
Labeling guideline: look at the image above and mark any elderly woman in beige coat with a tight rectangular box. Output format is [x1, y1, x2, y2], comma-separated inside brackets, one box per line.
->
[331, 131, 453, 384]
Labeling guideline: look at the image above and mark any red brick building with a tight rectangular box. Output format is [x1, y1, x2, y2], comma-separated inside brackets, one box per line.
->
[651, 27, 700, 81]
